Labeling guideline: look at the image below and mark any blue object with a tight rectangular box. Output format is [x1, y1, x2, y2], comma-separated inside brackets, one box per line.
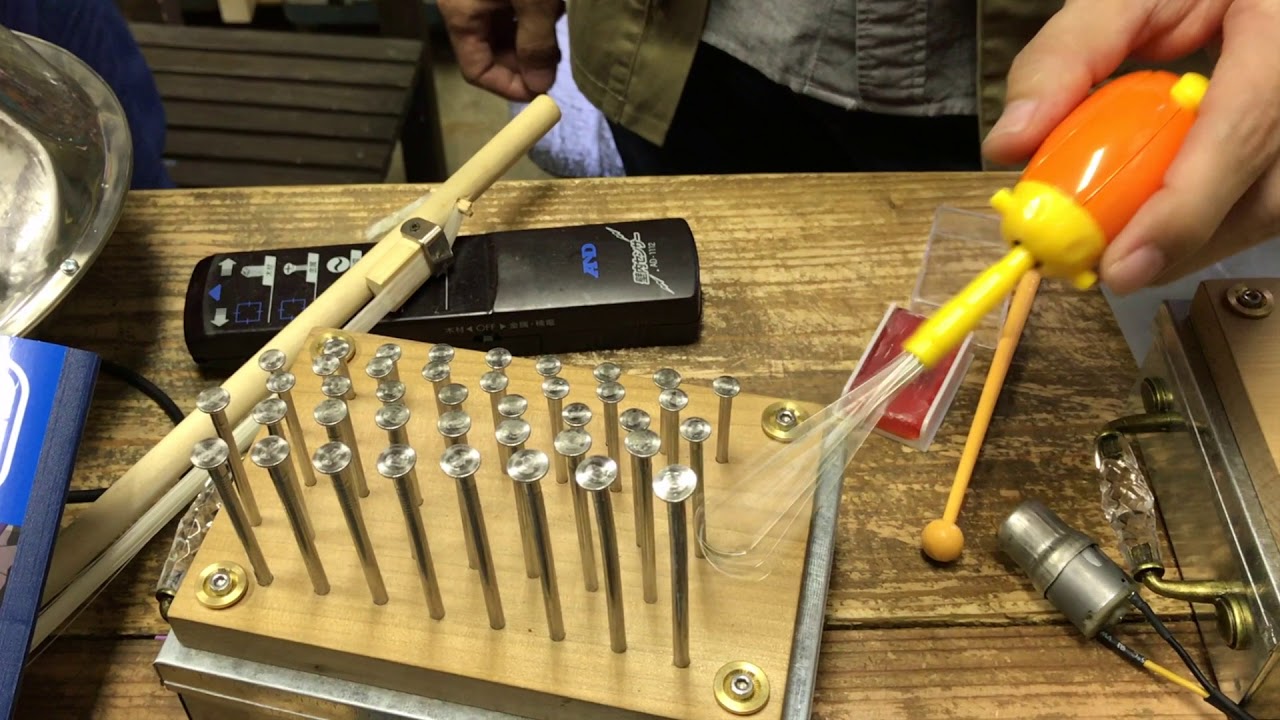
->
[0, 336, 99, 719]
[0, 0, 175, 189]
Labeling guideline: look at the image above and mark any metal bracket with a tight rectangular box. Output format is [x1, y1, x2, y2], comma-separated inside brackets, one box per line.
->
[400, 217, 454, 275]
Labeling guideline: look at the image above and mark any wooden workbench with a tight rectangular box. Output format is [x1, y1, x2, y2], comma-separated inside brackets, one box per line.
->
[15, 174, 1217, 718]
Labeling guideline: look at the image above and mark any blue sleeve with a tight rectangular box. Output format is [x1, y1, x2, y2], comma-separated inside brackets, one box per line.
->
[1, 0, 175, 189]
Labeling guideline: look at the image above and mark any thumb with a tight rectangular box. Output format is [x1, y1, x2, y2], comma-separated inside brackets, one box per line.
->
[513, 0, 561, 94]
[982, 2, 1161, 165]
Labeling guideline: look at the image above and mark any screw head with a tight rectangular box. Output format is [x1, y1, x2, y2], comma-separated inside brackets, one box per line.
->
[484, 347, 513, 370]
[562, 402, 593, 428]
[498, 394, 528, 418]
[376, 380, 407, 404]
[680, 417, 713, 443]
[596, 381, 626, 404]
[438, 382, 469, 406]
[375, 403, 411, 431]
[541, 376, 570, 400]
[321, 337, 352, 360]
[575, 455, 619, 492]
[653, 367, 682, 390]
[312, 398, 349, 427]
[374, 343, 402, 361]
[311, 441, 354, 475]
[265, 371, 296, 394]
[249, 434, 291, 468]
[659, 388, 690, 412]
[437, 409, 472, 439]
[250, 397, 288, 427]
[625, 428, 662, 458]
[258, 348, 287, 373]
[653, 464, 697, 503]
[440, 444, 482, 478]
[195, 562, 247, 610]
[421, 360, 450, 383]
[620, 408, 651, 433]
[535, 355, 561, 377]
[376, 444, 417, 479]
[480, 370, 510, 394]
[427, 343, 455, 363]
[196, 386, 230, 414]
[321, 374, 353, 399]
[713, 375, 741, 399]
[1226, 283, 1274, 318]
[593, 361, 622, 383]
[60, 258, 80, 275]
[190, 437, 230, 469]
[554, 427, 592, 457]
[312, 354, 341, 377]
[495, 418, 532, 447]
[365, 356, 396, 380]
[507, 449, 550, 483]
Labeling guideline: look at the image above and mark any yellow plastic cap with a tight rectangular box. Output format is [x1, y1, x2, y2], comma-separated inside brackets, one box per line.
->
[988, 180, 1107, 288]
[1171, 72, 1209, 112]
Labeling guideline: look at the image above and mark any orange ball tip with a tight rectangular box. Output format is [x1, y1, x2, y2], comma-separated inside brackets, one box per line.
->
[922, 519, 965, 563]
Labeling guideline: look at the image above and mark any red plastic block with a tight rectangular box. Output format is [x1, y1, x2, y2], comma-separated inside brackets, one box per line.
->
[848, 306, 964, 442]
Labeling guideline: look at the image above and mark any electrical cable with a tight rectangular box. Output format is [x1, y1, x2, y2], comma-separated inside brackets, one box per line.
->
[1130, 593, 1257, 720]
[1096, 629, 1208, 699]
[65, 359, 188, 504]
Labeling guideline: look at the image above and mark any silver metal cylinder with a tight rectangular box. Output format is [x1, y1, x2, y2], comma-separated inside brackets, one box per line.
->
[440, 444, 504, 630]
[250, 400, 315, 538]
[321, 374, 356, 402]
[576, 455, 626, 653]
[562, 401, 593, 430]
[555, 428, 597, 592]
[658, 388, 689, 464]
[496, 418, 537, 578]
[619, 408, 651, 434]
[480, 370, 509, 432]
[420, 361, 451, 417]
[507, 449, 563, 641]
[312, 441, 387, 605]
[680, 418, 712, 560]
[998, 499, 1136, 638]
[541, 377, 570, 482]
[313, 398, 369, 497]
[626, 429, 661, 600]
[197, 387, 262, 525]
[427, 343, 455, 364]
[192, 437, 272, 585]
[377, 444, 445, 620]
[321, 336, 354, 367]
[484, 347, 512, 375]
[712, 376, 740, 464]
[593, 361, 622, 384]
[365, 355, 400, 385]
[596, 381, 626, 491]
[652, 367, 682, 392]
[497, 393, 528, 420]
[266, 372, 317, 487]
[438, 382, 468, 418]
[437, 409, 477, 569]
[251, 436, 326, 594]
[375, 402, 412, 447]
[534, 355, 561, 379]
[312, 352, 349, 384]
[654, 464, 697, 668]
[375, 380, 407, 406]
[374, 342, 403, 362]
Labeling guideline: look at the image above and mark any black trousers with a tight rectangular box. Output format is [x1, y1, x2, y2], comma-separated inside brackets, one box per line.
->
[608, 43, 983, 176]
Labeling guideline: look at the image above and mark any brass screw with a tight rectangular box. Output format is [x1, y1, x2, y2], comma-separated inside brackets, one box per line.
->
[1225, 284, 1273, 319]
[311, 330, 358, 362]
[761, 401, 809, 442]
[1139, 377, 1175, 414]
[195, 562, 248, 610]
[1215, 594, 1254, 651]
[714, 661, 770, 715]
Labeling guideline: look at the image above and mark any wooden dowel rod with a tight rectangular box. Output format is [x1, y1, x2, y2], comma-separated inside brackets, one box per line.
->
[41, 96, 561, 605]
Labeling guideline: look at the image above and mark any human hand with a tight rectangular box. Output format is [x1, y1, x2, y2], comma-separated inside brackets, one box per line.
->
[982, 0, 1280, 294]
[437, 0, 563, 102]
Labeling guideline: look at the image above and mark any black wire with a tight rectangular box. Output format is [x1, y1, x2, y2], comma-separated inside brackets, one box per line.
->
[66, 360, 188, 504]
[1096, 629, 1147, 668]
[1130, 593, 1257, 720]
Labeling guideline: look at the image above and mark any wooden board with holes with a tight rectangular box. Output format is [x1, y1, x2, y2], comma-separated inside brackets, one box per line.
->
[164, 328, 826, 720]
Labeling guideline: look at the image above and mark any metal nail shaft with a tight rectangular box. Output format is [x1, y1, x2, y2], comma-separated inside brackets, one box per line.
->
[378, 445, 445, 620]
[192, 438, 272, 585]
[556, 428, 597, 592]
[251, 436, 326, 594]
[577, 456, 626, 653]
[655, 464, 697, 668]
[596, 381, 626, 493]
[442, 445, 504, 629]
[438, 410, 478, 570]
[313, 441, 387, 604]
[267, 372, 318, 488]
[681, 418, 712, 560]
[313, 398, 369, 497]
[197, 388, 262, 525]
[496, 419, 537, 578]
[627, 429, 661, 602]
[508, 449, 564, 640]
[713, 376, 741, 464]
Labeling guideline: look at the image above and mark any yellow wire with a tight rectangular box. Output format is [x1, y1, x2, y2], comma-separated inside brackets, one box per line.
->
[1144, 659, 1210, 698]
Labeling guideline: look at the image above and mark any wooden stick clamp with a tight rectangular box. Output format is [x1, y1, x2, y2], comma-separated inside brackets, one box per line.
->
[40, 95, 562, 606]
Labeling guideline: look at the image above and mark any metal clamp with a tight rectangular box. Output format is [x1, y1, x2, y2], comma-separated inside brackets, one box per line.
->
[400, 217, 454, 274]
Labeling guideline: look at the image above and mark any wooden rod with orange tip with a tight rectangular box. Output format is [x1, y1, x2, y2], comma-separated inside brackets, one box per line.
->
[921, 270, 1041, 562]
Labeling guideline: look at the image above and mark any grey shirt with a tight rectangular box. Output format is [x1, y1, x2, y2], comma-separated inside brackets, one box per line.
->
[701, 0, 979, 116]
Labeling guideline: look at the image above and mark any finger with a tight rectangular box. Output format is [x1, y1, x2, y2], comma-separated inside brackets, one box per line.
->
[1101, 2, 1280, 293]
[512, 0, 561, 94]
[446, 3, 537, 100]
[982, 0, 1164, 165]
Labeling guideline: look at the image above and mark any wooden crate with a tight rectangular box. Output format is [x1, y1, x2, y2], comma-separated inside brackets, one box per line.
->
[165, 329, 824, 719]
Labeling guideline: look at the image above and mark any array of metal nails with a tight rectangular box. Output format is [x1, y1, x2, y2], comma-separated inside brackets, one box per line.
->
[192, 342, 743, 668]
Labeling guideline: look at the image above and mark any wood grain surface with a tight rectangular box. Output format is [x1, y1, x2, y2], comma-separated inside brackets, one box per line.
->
[17, 174, 1215, 718]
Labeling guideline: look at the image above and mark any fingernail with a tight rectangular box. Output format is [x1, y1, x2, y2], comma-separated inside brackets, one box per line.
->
[1105, 245, 1166, 293]
[987, 100, 1037, 137]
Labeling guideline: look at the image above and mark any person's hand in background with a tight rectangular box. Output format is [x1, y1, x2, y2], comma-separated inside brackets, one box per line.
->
[437, 0, 563, 101]
[983, 0, 1280, 295]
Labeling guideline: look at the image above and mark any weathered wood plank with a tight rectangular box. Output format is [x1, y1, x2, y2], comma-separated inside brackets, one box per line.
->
[152, 73, 406, 115]
[129, 21, 423, 63]
[165, 129, 389, 171]
[163, 100, 398, 141]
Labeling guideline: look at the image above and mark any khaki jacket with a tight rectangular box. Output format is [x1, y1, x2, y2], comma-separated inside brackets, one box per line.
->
[567, 0, 1212, 170]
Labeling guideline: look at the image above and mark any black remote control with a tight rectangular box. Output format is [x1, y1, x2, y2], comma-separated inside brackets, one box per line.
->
[183, 219, 703, 369]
